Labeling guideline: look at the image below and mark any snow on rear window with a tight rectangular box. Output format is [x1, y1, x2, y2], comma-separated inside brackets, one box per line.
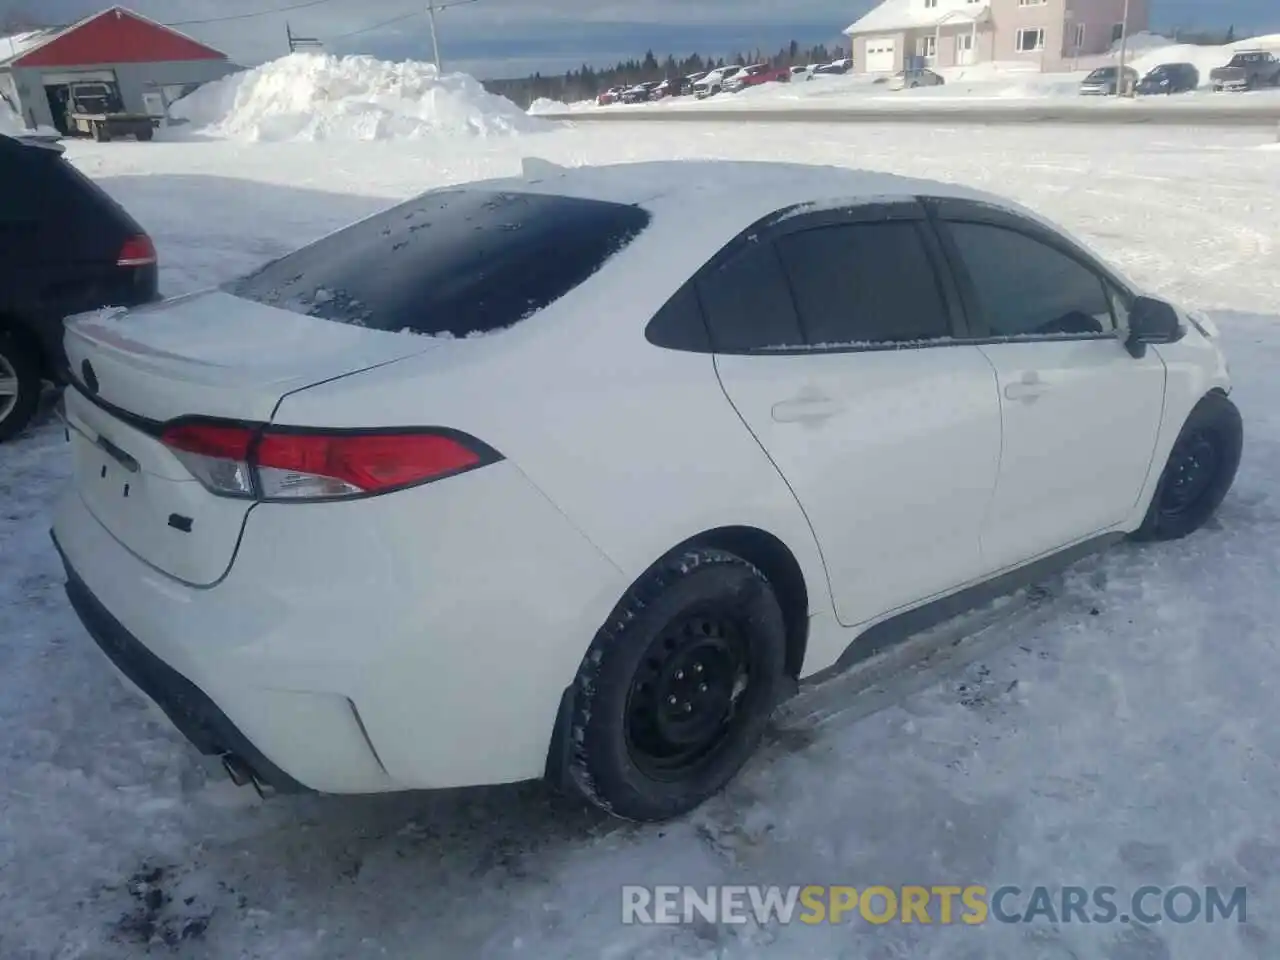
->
[223, 189, 650, 337]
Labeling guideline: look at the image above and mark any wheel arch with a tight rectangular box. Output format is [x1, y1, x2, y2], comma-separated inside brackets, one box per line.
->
[544, 524, 814, 790]
[671, 525, 811, 681]
[0, 313, 52, 381]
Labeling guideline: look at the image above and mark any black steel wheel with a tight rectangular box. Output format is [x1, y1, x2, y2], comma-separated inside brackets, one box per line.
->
[565, 548, 786, 821]
[624, 606, 752, 781]
[1133, 392, 1243, 542]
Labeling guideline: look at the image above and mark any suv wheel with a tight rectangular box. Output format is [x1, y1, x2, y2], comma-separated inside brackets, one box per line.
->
[0, 333, 42, 443]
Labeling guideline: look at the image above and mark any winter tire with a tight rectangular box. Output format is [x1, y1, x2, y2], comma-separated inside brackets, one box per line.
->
[0, 332, 42, 443]
[1132, 392, 1243, 542]
[567, 548, 786, 822]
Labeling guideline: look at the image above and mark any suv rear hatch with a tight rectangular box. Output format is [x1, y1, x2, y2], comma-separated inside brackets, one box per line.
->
[62, 185, 652, 587]
[2, 133, 158, 318]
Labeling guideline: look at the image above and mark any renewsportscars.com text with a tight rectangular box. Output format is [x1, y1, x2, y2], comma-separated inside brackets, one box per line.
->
[621, 884, 1247, 926]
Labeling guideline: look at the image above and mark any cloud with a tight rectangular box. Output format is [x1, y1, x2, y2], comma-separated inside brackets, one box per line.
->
[1, 0, 1276, 77]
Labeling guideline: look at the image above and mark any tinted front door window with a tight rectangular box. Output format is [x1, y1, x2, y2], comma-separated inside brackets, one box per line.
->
[947, 222, 1114, 337]
[773, 221, 950, 346]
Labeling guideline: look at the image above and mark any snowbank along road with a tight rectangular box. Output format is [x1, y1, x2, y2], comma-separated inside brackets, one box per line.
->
[2, 121, 1280, 960]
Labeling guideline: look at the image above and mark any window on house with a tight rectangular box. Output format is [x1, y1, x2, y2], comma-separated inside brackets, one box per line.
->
[1016, 28, 1045, 52]
[1073, 23, 1086, 49]
[924, 0, 938, 8]
[1111, 23, 1125, 42]
[918, 36, 937, 59]
[1018, 0, 1048, 5]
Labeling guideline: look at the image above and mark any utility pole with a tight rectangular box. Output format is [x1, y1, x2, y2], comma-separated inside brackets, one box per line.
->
[1115, 0, 1132, 96]
[425, 0, 480, 74]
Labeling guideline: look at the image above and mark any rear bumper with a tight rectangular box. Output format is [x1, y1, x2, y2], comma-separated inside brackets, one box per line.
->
[53, 531, 309, 794]
[50, 460, 628, 794]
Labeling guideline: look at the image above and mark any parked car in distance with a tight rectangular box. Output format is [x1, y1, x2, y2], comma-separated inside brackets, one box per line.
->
[814, 58, 853, 75]
[596, 85, 627, 106]
[621, 80, 662, 104]
[889, 67, 945, 90]
[724, 63, 791, 93]
[1209, 50, 1280, 91]
[1136, 62, 1201, 95]
[791, 64, 815, 80]
[654, 74, 702, 99]
[0, 132, 158, 441]
[1079, 65, 1139, 95]
[52, 158, 1242, 822]
[693, 66, 744, 98]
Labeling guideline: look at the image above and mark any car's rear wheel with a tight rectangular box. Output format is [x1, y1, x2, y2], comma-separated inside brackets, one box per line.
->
[0, 332, 42, 443]
[1132, 392, 1243, 542]
[566, 548, 786, 821]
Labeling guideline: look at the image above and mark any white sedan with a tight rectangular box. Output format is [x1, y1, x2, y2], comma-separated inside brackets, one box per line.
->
[52, 160, 1242, 822]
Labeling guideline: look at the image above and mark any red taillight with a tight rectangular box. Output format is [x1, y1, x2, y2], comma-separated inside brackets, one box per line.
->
[160, 422, 496, 501]
[117, 235, 157, 267]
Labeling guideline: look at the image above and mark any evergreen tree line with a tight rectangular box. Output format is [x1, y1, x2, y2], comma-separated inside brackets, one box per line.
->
[485, 41, 847, 108]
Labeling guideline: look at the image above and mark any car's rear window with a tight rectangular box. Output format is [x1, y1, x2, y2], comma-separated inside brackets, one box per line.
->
[224, 189, 651, 337]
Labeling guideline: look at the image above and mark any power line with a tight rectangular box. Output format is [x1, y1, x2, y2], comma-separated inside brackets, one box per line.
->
[329, 10, 423, 42]
[166, 0, 344, 28]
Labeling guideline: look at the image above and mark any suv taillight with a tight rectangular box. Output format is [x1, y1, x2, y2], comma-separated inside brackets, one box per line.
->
[118, 235, 157, 267]
[160, 422, 500, 501]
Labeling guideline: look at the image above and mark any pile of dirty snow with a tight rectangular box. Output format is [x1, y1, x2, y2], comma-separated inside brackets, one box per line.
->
[169, 52, 550, 141]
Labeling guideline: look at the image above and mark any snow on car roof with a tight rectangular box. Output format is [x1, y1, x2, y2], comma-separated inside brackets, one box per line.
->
[493, 159, 1022, 225]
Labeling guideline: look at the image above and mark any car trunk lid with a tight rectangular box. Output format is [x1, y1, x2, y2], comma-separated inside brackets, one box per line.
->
[62, 289, 438, 585]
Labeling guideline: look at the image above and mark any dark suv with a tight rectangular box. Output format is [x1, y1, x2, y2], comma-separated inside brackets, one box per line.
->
[0, 133, 158, 440]
[1136, 62, 1200, 95]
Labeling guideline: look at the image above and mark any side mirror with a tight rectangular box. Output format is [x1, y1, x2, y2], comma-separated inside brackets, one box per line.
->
[1125, 296, 1183, 358]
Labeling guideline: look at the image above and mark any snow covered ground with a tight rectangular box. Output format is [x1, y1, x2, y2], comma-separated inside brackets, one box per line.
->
[570, 35, 1280, 113]
[2, 121, 1280, 959]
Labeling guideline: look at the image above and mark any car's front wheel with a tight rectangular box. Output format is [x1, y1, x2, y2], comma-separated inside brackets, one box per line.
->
[566, 548, 787, 821]
[0, 331, 42, 443]
[1132, 392, 1243, 542]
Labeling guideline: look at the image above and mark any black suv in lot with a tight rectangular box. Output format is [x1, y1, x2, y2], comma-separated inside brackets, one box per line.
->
[0, 132, 158, 440]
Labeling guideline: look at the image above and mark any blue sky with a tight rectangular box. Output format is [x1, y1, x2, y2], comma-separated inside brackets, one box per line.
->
[1, 1, 1275, 77]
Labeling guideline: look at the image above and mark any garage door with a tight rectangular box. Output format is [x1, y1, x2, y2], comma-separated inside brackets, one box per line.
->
[864, 37, 897, 73]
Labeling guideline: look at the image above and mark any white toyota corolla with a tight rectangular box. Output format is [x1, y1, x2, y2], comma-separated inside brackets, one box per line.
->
[52, 160, 1241, 822]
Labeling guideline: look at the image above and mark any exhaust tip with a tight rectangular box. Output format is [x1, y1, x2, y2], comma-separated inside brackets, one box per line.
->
[220, 753, 253, 787]
[220, 753, 276, 798]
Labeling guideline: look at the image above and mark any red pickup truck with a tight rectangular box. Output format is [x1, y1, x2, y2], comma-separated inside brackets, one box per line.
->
[723, 64, 791, 93]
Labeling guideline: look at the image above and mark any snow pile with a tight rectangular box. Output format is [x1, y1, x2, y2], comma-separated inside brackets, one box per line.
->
[528, 97, 569, 115]
[1110, 31, 1172, 55]
[1128, 35, 1280, 81]
[169, 52, 550, 142]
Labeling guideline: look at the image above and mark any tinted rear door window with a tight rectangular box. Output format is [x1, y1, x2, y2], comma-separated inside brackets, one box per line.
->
[946, 222, 1114, 338]
[225, 189, 650, 337]
[773, 221, 950, 345]
[695, 239, 803, 352]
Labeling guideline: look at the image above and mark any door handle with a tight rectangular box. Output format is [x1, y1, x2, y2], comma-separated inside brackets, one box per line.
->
[1003, 372, 1047, 403]
[772, 396, 845, 424]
